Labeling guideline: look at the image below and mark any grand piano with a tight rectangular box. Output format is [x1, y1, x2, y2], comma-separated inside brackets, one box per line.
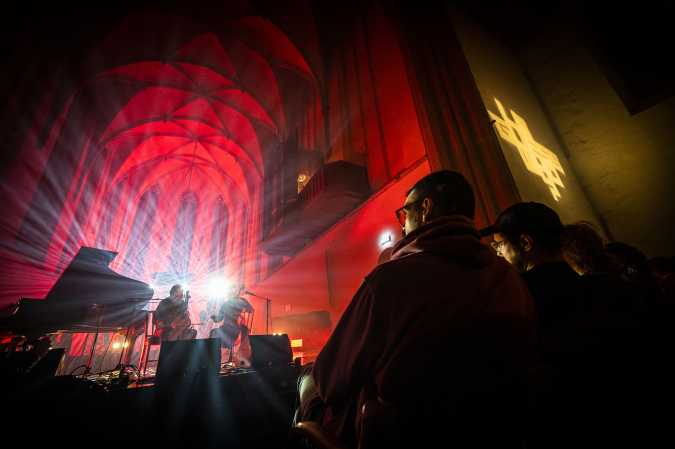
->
[0, 247, 153, 339]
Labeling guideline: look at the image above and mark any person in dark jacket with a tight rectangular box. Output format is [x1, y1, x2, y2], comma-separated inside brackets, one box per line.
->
[155, 284, 196, 341]
[483, 202, 651, 447]
[297, 171, 536, 448]
[482, 203, 582, 361]
[210, 294, 253, 366]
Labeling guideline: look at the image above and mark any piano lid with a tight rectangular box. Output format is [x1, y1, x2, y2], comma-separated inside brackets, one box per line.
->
[46, 246, 153, 306]
[0, 247, 153, 336]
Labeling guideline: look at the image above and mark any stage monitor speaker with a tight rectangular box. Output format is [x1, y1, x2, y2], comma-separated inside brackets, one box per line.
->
[156, 338, 220, 386]
[250, 334, 292, 369]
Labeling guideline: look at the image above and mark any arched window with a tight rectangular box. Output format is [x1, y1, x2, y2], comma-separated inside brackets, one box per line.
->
[209, 197, 228, 273]
[122, 188, 158, 277]
[169, 192, 198, 277]
[95, 186, 122, 250]
[95, 211, 112, 250]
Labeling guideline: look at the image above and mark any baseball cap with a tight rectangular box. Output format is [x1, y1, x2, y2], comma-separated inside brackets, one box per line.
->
[479, 202, 563, 242]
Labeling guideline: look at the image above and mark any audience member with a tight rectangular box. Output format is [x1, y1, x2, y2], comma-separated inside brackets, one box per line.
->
[296, 171, 536, 448]
[605, 241, 652, 286]
[481, 202, 581, 361]
[561, 221, 613, 275]
[483, 202, 647, 447]
[650, 256, 675, 302]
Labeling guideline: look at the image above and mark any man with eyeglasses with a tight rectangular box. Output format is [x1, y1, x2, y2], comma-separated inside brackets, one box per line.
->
[481, 202, 650, 448]
[480, 203, 588, 362]
[295, 170, 535, 448]
[481, 202, 569, 274]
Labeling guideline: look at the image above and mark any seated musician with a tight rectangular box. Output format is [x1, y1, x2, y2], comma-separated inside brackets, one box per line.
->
[154, 284, 196, 341]
[209, 292, 253, 367]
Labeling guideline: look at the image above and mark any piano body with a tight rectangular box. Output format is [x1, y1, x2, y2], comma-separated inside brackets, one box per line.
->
[0, 247, 153, 340]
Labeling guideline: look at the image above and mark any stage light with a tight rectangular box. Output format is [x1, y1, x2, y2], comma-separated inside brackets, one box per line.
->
[112, 342, 121, 350]
[207, 276, 230, 297]
[378, 230, 394, 249]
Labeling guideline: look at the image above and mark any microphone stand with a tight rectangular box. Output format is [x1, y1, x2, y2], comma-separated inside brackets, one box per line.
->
[242, 290, 272, 335]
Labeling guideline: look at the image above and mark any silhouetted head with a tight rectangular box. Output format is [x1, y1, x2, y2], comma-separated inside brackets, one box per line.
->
[482, 202, 564, 272]
[605, 241, 650, 284]
[562, 221, 610, 275]
[650, 257, 675, 280]
[169, 284, 184, 299]
[396, 170, 475, 237]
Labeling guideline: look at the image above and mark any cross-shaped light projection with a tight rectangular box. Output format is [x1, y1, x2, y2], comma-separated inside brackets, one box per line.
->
[488, 98, 566, 201]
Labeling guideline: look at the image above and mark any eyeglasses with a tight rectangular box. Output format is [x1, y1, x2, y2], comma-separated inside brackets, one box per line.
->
[395, 199, 424, 227]
[490, 239, 507, 255]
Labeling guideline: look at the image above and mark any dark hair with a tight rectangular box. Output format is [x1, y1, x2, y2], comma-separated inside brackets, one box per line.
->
[407, 170, 475, 219]
[605, 242, 650, 282]
[649, 257, 675, 277]
[494, 202, 563, 252]
[562, 221, 610, 274]
[170, 284, 183, 296]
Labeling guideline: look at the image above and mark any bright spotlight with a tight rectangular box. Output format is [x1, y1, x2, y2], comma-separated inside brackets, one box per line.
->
[378, 230, 394, 249]
[207, 277, 230, 297]
[112, 342, 121, 350]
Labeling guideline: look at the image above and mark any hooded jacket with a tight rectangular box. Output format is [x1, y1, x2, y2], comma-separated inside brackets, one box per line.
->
[312, 215, 536, 446]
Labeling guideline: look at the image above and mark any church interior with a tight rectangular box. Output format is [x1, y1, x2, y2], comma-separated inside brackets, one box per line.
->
[1, 1, 674, 448]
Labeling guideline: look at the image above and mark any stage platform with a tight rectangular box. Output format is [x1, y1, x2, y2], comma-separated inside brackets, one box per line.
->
[2, 365, 300, 449]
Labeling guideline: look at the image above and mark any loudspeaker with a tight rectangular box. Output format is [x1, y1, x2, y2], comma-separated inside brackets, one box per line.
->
[156, 338, 220, 386]
[249, 334, 292, 369]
